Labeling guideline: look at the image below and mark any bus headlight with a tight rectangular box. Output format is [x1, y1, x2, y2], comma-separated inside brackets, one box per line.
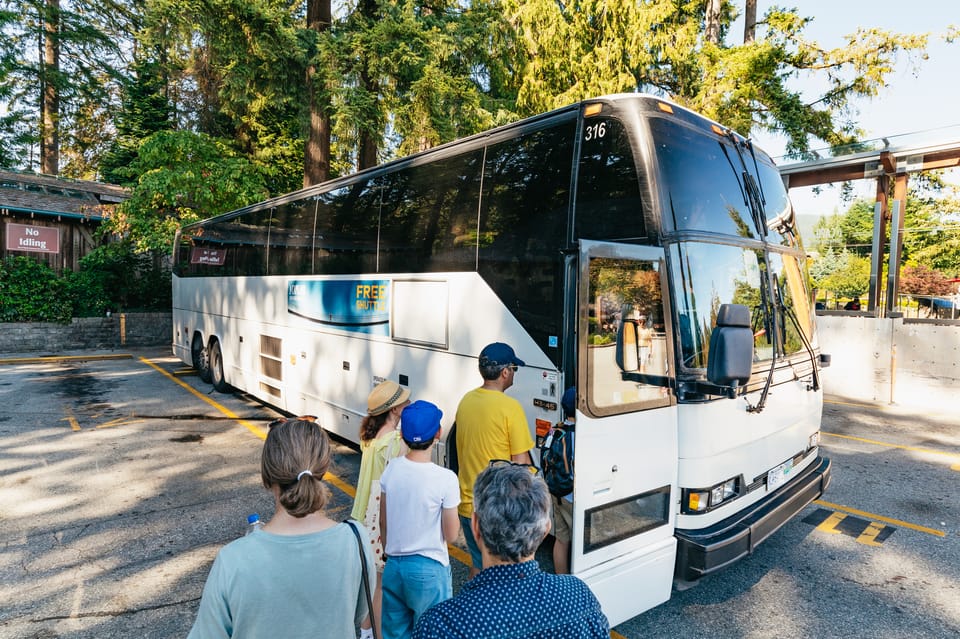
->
[683, 477, 741, 514]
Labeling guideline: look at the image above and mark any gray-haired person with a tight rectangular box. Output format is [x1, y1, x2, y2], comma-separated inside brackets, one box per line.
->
[412, 462, 609, 639]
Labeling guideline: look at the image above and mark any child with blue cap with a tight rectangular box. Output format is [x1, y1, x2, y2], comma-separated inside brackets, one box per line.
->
[378, 400, 461, 639]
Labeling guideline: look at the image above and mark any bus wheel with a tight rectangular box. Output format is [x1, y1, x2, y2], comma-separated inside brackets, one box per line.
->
[210, 340, 232, 393]
[192, 334, 212, 383]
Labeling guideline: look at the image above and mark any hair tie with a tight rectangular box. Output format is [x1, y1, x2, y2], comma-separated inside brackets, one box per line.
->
[296, 469, 314, 481]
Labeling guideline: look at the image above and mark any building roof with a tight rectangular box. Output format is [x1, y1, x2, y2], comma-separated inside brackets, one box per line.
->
[0, 169, 128, 221]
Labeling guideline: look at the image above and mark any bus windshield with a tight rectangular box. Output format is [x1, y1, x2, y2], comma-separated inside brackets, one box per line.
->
[669, 242, 813, 371]
[650, 116, 797, 247]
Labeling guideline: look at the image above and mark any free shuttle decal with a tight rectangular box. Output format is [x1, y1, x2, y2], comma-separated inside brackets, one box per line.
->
[287, 279, 390, 335]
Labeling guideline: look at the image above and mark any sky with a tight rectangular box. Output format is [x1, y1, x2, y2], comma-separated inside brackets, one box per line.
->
[728, 0, 960, 218]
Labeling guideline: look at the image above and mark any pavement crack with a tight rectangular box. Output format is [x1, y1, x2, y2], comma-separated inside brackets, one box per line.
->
[28, 597, 200, 622]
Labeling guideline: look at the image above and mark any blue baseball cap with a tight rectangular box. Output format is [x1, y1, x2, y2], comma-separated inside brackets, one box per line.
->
[561, 387, 576, 417]
[400, 400, 443, 443]
[479, 342, 525, 368]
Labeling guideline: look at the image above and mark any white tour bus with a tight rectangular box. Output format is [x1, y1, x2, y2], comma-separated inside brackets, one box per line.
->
[172, 94, 831, 626]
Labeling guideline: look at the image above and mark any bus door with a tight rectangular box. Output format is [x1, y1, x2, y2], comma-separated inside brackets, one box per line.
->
[572, 240, 678, 626]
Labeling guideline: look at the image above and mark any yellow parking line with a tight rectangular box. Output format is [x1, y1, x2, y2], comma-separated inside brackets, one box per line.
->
[814, 500, 946, 538]
[856, 521, 886, 547]
[63, 407, 81, 431]
[816, 511, 847, 534]
[139, 357, 267, 440]
[821, 431, 960, 467]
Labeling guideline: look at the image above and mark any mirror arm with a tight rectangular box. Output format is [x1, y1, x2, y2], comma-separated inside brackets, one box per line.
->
[677, 379, 743, 400]
[619, 372, 674, 389]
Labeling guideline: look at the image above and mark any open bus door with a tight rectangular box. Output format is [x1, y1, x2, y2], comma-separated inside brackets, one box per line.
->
[571, 240, 678, 626]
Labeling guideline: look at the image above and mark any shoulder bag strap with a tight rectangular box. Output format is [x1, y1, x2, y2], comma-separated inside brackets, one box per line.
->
[346, 519, 378, 639]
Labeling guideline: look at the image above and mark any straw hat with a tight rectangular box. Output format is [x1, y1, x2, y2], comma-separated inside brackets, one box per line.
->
[367, 380, 411, 416]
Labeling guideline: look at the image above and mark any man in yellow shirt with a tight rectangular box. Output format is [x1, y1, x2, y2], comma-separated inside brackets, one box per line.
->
[454, 342, 534, 578]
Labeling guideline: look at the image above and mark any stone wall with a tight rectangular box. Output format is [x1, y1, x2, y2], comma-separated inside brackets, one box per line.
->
[0, 313, 171, 354]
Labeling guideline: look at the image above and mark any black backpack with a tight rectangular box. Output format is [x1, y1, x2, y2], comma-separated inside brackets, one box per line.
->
[539, 424, 574, 498]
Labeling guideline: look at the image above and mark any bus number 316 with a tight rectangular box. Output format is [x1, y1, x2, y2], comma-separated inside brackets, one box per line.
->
[584, 121, 606, 141]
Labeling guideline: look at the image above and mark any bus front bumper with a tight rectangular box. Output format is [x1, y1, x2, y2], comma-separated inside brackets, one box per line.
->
[674, 455, 832, 582]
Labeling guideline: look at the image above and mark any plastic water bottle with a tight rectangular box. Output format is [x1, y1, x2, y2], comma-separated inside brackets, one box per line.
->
[246, 513, 263, 535]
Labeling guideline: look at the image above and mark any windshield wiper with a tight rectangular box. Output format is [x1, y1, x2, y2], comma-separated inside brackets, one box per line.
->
[722, 130, 768, 238]
[781, 300, 821, 393]
[745, 256, 775, 413]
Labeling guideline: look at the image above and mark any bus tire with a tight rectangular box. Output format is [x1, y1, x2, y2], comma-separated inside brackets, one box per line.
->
[192, 334, 212, 383]
[210, 340, 232, 393]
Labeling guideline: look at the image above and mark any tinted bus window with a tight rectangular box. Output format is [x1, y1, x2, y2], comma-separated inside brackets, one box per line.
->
[379, 150, 483, 273]
[756, 159, 798, 248]
[315, 179, 379, 274]
[575, 116, 647, 242]
[227, 209, 272, 276]
[479, 119, 575, 362]
[268, 198, 316, 275]
[650, 117, 757, 238]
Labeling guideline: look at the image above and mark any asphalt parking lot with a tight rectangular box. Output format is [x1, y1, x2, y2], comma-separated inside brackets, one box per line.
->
[1, 349, 957, 638]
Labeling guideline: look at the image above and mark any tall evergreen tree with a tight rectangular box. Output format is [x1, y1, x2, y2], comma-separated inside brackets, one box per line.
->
[0, 0, 129, 174]
[99, 57, 174, 185]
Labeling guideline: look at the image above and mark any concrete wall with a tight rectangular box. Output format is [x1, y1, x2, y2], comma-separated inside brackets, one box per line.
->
[816, 315, 960, 407]
[0, 312, 171, 354]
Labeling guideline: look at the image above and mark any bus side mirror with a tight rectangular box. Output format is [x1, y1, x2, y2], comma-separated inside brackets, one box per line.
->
[706, 304, 753, 397]
[616, 319, 639, 372]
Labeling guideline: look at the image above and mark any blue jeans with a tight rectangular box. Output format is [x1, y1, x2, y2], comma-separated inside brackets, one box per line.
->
[381, 554, 452, 639]
[459, 514, 482, 570]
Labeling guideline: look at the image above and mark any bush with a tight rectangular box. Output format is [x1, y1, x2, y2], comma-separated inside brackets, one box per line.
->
[64, 243, 172, 316]
[1, 244, 172, 322]
[0, 257, 73, 323]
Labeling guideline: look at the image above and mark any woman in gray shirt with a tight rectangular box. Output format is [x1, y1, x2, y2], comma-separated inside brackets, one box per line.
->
[188, 418, 374, 639]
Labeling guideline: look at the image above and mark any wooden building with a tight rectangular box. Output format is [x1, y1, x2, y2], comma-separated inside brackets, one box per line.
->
[0, 170, 128, 273]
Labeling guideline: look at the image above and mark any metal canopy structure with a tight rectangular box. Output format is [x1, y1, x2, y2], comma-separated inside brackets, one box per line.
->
[778, 130, 960, 316]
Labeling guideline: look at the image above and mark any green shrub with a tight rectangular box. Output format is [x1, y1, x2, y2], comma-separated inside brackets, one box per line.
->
[1, 244, 172, 322]
[0, 256, 73, 323]
[64, 243, 172, 316]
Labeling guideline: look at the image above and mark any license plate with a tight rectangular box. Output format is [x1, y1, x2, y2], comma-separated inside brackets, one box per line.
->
[767, 459, 794, 491]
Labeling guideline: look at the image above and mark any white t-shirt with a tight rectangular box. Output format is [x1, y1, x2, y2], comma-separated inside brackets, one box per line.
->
[380, 455, 461, 566]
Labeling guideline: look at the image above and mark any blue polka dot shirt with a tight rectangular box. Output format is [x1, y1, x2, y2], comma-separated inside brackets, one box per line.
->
[412, 560, 610, 639]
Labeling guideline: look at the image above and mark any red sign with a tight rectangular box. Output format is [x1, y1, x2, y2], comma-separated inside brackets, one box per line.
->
[190, 247, 227, 265]
[5, 223, 60, 254]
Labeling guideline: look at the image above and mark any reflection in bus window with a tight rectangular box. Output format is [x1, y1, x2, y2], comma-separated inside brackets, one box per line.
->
[768, 252, 814, 355]
[670, 243, 766, 369]
[650, 118, 756, 238]
[586, 257, 669, 415]
[756, 160, 798, 248]
[479, 119, 575, 362]
[379, 150, 483, 273]
[269, 199, 316, 275]
[315, 180, 379, 274]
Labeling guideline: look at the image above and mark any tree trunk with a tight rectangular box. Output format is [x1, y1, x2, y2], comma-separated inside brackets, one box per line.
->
[356, 0, 378, 172]
[743, 0, 757, 44]
[704, 0, 722, 45]
[304, 0, 332, 187]
[41, 0, 60, 175]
